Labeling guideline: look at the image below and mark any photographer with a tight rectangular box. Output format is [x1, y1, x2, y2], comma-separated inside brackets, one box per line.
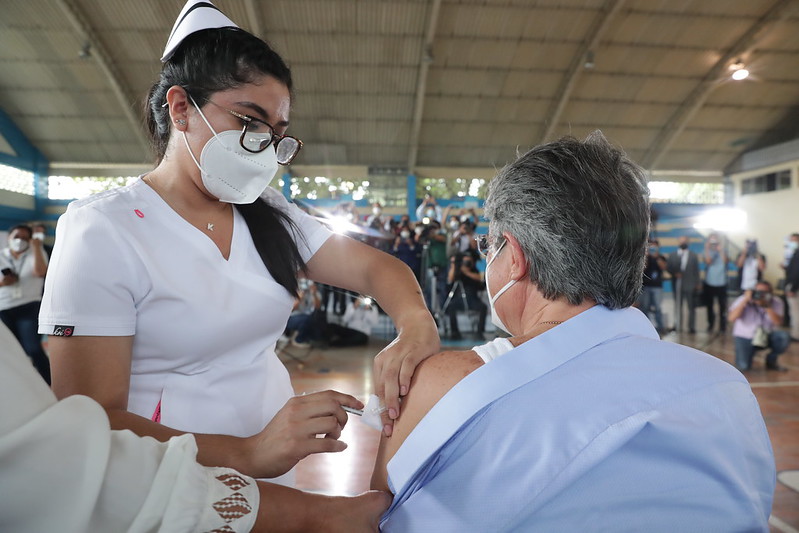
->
[285, 277, 323, 348]
[736, 239, 766, 291]
[0, 224, 49, 383]
[326, 297, 380, 347]
[729, 281, 789, 371]
[445, 251, 487, 340]
[393, 225, 421, 280]
[415, 194, 443, 223]
[417, 221, 448, 313]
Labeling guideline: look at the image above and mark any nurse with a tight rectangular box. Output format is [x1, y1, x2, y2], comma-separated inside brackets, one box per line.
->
[39, 0, 439, 485]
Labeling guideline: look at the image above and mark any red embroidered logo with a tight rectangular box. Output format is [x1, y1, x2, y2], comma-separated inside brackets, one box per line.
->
[134, 209, 145, 218]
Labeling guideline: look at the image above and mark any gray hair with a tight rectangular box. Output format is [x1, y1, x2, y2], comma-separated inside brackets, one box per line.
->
[484, 131, 650, 309]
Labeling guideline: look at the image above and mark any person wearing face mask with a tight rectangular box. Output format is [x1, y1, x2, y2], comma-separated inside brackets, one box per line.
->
[415, 194, 443, 223]
[443, 250, 487, 341]
[728, 281, 790, 372]
[736, 238, 766, 291]
[370, 133, 774, 531]
[783, 232, 799, 341]
[703, 233, 729, 333]
[666, 235, 702, 333]
[393, 226, 421, 281]
[638, 239, 668, 334]
[0, 224, 50, 383]
[38, 0, 439, 492]
[366, 202, 388, 231]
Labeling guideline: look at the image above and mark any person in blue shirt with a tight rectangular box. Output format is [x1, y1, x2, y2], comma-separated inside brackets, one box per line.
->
[703, 233, 729, 332]
[371, 132, 775, 532]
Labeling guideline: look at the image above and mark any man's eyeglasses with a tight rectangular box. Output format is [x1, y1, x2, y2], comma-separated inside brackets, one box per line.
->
[206, 100, 302, 165]
[475, 234, 504, 257]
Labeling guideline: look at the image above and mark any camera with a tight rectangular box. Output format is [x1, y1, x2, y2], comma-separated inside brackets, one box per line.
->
[752, 290, 771, 305]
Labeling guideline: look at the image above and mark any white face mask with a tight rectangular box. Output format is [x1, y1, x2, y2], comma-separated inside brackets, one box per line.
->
[788, 240, 799, 252]
[9, 238, 29, 253]
[485, 239, 517, 334]
[183, 96, 279, 204]
[372, 207, 382, 215]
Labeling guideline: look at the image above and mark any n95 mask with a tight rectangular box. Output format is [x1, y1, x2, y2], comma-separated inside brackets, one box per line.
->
[184, 96, 279, 204]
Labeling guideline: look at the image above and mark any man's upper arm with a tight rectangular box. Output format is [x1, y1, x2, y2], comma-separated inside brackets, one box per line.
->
[371, 350, 482, 492]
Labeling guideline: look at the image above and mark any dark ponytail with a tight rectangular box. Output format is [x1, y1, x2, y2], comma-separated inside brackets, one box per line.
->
[144, 28, 305, 296]
[237, 198, 307, 297]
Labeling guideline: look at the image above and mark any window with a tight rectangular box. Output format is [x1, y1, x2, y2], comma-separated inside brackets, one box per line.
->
[417, 178, 487, 200]
[647, 181, 724, 204]
[740, 170, 791, 196]
[0, 164, 34, 195]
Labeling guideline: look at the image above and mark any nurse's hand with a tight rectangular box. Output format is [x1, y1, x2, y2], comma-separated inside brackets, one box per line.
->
[373, 309, 440, 436]
[245, 390, 364, 479]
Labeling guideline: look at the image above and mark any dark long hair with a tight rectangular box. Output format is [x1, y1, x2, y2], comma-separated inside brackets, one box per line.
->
[145, 28, 306, 296]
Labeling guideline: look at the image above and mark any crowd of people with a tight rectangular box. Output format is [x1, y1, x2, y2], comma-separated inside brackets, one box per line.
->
[639, 232, 798, 372]
[308, 195, 490, 341]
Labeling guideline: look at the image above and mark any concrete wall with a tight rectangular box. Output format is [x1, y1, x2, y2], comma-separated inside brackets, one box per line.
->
[728, 160, 799, 285]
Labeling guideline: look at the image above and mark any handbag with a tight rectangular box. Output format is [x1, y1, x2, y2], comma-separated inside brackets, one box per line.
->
[752, 326, 769, 349]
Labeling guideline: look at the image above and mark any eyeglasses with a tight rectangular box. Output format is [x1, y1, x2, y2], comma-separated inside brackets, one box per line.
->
[205, 100, 303, 165]
[475, 234, 504, 257]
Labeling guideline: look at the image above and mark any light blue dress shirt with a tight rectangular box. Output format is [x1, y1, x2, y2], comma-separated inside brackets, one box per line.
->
[705, 250, 727, 287]
[382, 306, 775, 532]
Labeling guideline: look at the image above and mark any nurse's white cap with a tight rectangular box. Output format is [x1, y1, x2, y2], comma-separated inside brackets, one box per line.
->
[161, 0, 239, 62]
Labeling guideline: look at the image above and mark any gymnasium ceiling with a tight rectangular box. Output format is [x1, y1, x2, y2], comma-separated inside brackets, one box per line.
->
[1, 0, 799, 179]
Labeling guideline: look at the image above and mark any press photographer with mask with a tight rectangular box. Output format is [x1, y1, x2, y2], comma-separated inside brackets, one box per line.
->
[728, 281, 790, 371]
[0, 224, 50, 383]
[445, 250, 487, 340]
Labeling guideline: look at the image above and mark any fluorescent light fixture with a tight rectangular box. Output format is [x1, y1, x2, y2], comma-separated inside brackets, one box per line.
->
[693, 207, 747, 233]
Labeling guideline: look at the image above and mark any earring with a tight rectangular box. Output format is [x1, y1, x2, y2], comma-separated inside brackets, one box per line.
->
[175, 119, 187, 126]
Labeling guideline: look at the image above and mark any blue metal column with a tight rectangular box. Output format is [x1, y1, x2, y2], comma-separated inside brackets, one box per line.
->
[0, 107, 49, 222]
[281, 172, 292, 200]
[407, 173, 417, 220]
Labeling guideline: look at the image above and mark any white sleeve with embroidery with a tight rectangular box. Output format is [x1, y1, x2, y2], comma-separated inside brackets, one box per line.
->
[0, 323, 258, 533]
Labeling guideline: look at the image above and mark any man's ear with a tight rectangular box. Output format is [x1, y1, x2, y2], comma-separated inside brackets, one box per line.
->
[503, 233, 528, 280]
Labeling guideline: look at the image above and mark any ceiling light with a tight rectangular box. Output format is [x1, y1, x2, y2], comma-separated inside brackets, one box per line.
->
[584, 50, 595, 70]
[78, 42, 92, 60]
[729, 59, 749, 81]
[732, 68, 749, 81]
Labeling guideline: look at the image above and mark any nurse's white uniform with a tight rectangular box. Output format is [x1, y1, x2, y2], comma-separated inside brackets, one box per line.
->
[39, 179, 332, 485]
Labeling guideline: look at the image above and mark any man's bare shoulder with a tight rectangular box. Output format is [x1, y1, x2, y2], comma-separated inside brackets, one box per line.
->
[371, 349, 483, 492]
[410, 349, 484, 401]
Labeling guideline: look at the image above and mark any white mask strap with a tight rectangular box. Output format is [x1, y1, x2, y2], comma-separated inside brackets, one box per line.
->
[491, 277, 517, 304]
[182, 131, 203, 172]
[188, 94, 220, 137]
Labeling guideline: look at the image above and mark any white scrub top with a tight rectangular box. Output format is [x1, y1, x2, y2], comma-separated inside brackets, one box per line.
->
[40, 179, 332, 486]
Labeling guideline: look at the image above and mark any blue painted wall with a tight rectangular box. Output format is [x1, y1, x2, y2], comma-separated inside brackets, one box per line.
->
[0, 107, 48, 225]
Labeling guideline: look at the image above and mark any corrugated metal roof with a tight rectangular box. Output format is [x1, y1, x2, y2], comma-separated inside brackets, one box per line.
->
[0, 0, 796, 173]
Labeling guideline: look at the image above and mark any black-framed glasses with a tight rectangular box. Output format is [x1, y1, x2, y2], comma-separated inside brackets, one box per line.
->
[206, 100, 303, 165]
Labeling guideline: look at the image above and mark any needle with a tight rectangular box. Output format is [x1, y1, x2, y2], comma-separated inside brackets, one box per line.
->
[342, 405, 364, 416]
